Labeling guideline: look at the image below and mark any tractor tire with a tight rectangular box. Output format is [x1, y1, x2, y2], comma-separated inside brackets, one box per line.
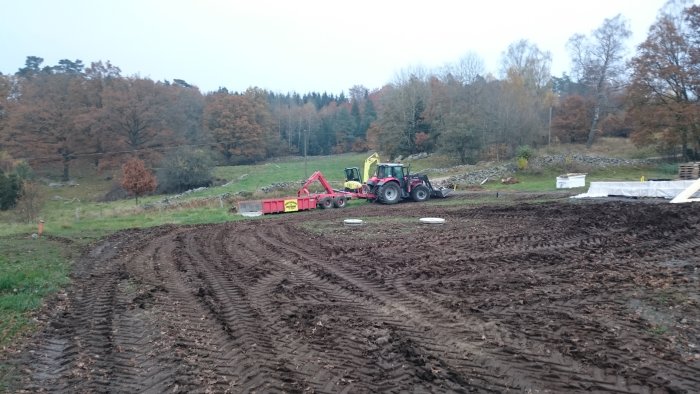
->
[318, 197, 333, 209]
[411, 185, 431, 202]
[378, 182, 401, 204]
[332, 196, 347, 208]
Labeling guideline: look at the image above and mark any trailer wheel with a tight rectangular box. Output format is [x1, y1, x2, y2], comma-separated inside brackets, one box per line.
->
[333, 196, 347, 208]
[318, 197, 333, 209]
[378, 182, 401, 204]
[411, 185, 430, 202]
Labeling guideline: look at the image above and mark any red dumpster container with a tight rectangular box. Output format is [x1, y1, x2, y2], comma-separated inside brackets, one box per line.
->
[261, 196, 317, 214]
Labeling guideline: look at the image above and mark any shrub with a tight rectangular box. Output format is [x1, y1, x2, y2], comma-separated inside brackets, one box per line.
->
[516, 145, 533, 160]
[157, 148, 214, 194]
[0, 172, 22, 210]
[517, 157, 529, 171]
[13, 161, 34, 180]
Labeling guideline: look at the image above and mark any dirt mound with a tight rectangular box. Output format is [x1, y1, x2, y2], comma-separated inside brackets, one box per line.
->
[4, 198, 700, 392]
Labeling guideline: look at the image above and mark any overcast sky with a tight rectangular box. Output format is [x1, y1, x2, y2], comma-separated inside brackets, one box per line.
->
[0, 0, 681, 94]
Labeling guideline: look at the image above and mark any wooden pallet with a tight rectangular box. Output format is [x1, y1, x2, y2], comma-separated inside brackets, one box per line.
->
[678, 162, 700, 180]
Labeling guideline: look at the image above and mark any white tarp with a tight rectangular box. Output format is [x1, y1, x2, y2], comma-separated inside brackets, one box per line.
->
[573, 180, 696, 199]
[556, 173, 586, 189]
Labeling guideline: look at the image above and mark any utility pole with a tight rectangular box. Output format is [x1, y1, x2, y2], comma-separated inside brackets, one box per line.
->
[548, 106, 552, 145]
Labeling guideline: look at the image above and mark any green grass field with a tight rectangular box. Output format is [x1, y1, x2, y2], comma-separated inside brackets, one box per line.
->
[0, 237, 74, 347]
[0, 144, 683, 349]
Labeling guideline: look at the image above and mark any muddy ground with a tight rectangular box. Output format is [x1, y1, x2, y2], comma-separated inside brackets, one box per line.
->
[3, 194, 700, 393]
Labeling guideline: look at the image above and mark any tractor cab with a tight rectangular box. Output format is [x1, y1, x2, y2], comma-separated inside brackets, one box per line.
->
[376, 163, 406, 188]
[367, 163, 408, 184]
[367, 163, 408, 191]
[376, 163, 406, 179]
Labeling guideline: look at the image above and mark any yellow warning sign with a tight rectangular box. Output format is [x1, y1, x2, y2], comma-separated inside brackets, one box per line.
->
[284, 199, 298, 212]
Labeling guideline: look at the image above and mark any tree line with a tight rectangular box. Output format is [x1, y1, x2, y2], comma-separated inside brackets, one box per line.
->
[0, 2, 698, 185]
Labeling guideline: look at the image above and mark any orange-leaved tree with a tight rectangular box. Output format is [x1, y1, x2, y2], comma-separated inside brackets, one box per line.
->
[120, 158, 157, 204]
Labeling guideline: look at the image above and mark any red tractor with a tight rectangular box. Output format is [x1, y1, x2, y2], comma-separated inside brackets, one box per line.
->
[365, 163, 450, 204]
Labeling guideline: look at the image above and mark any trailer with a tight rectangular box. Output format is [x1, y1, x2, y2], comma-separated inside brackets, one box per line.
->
[238, 196, 318, 216]
[238, 171, 349, 216]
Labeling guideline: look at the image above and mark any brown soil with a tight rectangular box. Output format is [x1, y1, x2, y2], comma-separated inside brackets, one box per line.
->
[4, 195, 700, 393]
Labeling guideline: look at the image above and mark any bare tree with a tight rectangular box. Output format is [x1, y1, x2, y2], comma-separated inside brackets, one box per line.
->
[568, 14, 632, 147]
[501, 39, 552, 90]
[441, 52, 485, 85]
[499, 40, 553, 148]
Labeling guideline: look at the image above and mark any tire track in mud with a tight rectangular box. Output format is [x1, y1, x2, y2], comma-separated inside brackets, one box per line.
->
[118, 232, 239, 393]
[14, 228, 176, 392]
[253, 223, 653, 393]
[286, 205, 697, 390]
[7, 200, 700, 393]
[436, 206, 699, 391]
[174, 230, 306, 392]
[216, 223, 468, 392]
[255, 259, 482, 391]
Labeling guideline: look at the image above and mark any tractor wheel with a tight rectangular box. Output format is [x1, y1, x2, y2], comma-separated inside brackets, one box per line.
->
[378, 182, 401, 204]
[333, 196, 347, 208]
[411, 185, 431, 202]
[318, 197, 333, 209]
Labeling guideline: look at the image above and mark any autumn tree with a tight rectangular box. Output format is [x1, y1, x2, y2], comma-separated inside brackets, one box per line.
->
[204, 93, 265, 164]
[101, 77, 175, 164]
[164, 82, 206, 145]
[80, 61, 122, 169]
[204, 89, 275, 164]
[628, 3, 700, 159]
[568, 14, 632, 147]
[7, 59, 92, 181]
[120, 157, 157, 204]
[552, 95, 594, 143]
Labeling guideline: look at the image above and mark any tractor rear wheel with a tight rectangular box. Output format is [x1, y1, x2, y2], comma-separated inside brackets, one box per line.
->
[411, 185, 430, 202]
[378, 182, 401, 204]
